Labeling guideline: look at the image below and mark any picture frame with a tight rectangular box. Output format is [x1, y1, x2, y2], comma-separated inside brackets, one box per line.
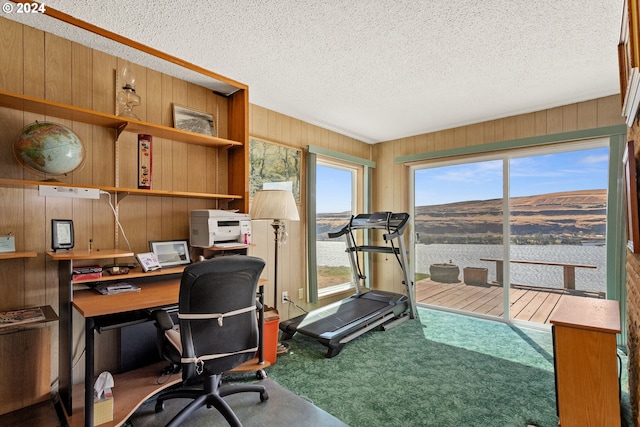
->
[172, 104, 215, 136]
[149, 240, 191, 267]
[623, 140, 640, 253]
[249, 137, 302, 202]
[619, 0, 640, 125]
[51, 219, 74, 251]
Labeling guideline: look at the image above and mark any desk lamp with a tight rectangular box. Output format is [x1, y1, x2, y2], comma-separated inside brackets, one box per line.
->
[250, 189, 300, 311]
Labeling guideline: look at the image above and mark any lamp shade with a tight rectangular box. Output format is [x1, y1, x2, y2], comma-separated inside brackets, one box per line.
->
[251, 190, 300, 221]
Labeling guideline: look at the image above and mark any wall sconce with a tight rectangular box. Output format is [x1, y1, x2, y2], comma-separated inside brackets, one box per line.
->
[116, 61, 141, 120]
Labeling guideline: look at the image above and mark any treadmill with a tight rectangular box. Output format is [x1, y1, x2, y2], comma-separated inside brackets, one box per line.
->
[279, 211, 416, 357]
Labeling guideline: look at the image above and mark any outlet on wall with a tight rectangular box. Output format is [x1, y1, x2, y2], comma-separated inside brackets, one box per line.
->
[281, 291, 288, 304]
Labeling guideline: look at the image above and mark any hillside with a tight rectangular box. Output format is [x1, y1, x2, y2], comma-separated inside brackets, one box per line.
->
[317, 189, 607, 244]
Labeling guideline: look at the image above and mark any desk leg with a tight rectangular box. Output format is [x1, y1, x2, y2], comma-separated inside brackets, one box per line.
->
[58, 260, 74, 415]
[258, 285, 264, 364]
[85, 317, 95, 427]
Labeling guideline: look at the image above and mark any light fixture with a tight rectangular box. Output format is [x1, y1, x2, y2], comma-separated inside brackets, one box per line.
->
[116, 61, 141, 120]
[250, 189, 300, 312]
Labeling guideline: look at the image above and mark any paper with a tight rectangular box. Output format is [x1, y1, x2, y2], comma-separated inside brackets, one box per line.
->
[94, 371, 114, 400]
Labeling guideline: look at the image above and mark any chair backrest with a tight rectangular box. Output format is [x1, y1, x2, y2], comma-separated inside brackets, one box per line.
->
[178, 255, 266, 378]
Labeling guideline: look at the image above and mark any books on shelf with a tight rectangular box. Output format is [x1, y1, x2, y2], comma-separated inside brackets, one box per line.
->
[0, 307, 45, 328]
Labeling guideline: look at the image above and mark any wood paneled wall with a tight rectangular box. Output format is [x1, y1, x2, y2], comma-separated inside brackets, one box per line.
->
[0, 17, 231, 389]
[248, 105, 371, 311]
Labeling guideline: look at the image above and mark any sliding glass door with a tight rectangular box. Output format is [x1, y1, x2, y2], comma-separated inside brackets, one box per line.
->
[412, 140, 609, 325]
[413, 157, 504, 319]
[507, 146, 608, 323]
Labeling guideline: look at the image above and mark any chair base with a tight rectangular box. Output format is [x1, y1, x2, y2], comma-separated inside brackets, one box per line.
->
[155, 373, 268, 427]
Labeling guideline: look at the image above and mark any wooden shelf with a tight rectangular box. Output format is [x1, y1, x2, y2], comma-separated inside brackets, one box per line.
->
[0, 251, 37, 260]
[197, 244, 252, 251]
[62, 361, 182, 427]
[0, 305, 58, 334]
[46, 248, 134, 261]
[0, 179, 242, 201]
[72, 265, 185, 284]
[0, 89, 242, 148]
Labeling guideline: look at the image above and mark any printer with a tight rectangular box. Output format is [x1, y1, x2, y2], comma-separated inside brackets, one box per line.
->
[190, 210, 251, 247]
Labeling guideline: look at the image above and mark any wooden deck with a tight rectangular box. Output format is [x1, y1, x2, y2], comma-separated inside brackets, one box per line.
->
[415, 279, 605, 324]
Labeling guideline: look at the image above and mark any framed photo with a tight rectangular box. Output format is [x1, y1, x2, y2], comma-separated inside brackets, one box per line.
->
[249, 137, 302, 202]
[623, 140, 640, 253]
[52, 219, 74, 251]
[149, 240, 191, 267]
[172, 104, 215, 136]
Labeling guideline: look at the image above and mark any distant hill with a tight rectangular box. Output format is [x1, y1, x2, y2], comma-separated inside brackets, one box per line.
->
[317, 189, 607, 244]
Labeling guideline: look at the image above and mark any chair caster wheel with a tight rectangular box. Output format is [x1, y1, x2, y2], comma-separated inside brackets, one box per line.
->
[155, 400, 165, 413]
[260, 391, 269, 402]
[256, 369, 267, 379]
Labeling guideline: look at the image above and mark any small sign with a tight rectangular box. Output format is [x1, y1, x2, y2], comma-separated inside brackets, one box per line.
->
[0, 235, 16, 253]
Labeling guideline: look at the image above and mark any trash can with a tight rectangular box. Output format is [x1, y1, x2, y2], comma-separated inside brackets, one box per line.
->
[263, 309, 280, 365]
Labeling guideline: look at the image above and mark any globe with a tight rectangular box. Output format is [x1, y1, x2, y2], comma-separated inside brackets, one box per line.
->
[13, 121, 86, 176]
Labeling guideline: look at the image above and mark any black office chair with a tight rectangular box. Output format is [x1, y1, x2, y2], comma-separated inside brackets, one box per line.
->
[151, 255, 269, 427]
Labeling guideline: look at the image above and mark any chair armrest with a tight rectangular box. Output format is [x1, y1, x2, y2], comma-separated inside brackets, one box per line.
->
[151, 309, 175, 331]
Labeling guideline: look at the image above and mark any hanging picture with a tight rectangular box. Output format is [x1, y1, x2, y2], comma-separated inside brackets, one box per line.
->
[623, 140, 640, 253]
[249, 137, 302, 202]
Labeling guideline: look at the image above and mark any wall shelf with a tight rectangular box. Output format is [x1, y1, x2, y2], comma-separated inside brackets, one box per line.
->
[0, 179, 242, 201]
[0, 251, 37, 260]
[0, 305, 58, 334]
[0, 89, 242, 148]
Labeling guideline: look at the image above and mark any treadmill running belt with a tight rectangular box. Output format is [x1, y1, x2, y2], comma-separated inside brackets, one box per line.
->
[295, 297, 389, 338]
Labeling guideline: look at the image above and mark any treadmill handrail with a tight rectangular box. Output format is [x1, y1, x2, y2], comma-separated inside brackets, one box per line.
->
[328, 212, 409, 239]
[327, 214, 354, 239]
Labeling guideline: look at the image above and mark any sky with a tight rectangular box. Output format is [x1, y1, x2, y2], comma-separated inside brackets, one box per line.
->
[316, 165, 354, 213]
[414, 146, 609, 206]
[315, 146, 610, 212]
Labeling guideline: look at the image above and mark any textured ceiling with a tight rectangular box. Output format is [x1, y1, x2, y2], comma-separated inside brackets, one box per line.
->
[8, 1, 624, 144]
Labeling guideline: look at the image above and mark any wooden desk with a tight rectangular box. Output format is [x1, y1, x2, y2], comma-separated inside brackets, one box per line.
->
[549, 296, 621, 427]
[48, 250, 268, 427]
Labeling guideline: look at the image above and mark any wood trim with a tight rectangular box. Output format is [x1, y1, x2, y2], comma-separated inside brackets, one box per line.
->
[25, 2, 248, 91]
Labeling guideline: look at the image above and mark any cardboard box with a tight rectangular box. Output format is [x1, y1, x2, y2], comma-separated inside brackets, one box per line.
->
[94, 394, 113, 425]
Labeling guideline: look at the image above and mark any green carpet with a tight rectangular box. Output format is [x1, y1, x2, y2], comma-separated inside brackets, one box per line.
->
[267, 307, 628, 427]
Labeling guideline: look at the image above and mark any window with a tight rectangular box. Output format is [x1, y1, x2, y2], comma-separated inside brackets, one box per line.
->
[316, 161, 358, 296]
[306, 146, 374, 303]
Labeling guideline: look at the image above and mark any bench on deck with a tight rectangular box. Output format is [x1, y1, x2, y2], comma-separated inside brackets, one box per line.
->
[479, 258, 597, 290]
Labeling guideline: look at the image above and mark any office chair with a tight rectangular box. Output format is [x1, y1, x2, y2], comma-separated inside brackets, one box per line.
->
[151, 256, 269, 427]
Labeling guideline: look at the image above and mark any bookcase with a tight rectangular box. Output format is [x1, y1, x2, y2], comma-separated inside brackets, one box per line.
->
[0, 8, 250, 420]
